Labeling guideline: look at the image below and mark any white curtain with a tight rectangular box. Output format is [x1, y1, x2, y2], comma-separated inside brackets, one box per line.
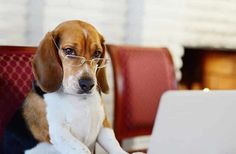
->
[27, 0, 127, 45]
[140, 0, 236, 48]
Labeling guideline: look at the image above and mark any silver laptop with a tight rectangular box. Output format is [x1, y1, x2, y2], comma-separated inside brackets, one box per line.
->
[148, 90, 236, 154]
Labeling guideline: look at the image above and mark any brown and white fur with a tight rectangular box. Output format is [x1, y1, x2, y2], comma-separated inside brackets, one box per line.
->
[6, 20, 131, 154]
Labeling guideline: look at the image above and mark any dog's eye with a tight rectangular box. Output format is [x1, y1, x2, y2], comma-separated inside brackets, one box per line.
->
[93, 50, 102, 58]
[63, 48, 75, 55]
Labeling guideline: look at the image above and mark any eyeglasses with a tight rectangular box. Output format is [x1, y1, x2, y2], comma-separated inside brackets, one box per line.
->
[61, 54, 110, 68]
[50, 33, 109, 68]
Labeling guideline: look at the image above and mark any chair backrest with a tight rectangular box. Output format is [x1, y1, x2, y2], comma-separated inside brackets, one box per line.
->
[0, 46, 36, 141]
[106, 45, 177, 144]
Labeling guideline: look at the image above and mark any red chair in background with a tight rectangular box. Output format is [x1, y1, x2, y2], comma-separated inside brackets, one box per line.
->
[0, 46, 36, 147]
[106, 45, 177, 151]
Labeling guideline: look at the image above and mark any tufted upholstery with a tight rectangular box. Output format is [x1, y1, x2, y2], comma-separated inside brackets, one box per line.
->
[0, 46, 36, 144]
[107, 45, 177, 149]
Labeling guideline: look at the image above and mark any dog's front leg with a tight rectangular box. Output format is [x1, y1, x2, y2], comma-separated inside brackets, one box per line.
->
[49, 124, 91, 154]
[97, 127, 128, 154]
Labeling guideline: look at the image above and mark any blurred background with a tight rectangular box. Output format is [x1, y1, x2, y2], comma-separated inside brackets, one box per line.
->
[1, 0, 236, 152]
[1, 0, 236, 85]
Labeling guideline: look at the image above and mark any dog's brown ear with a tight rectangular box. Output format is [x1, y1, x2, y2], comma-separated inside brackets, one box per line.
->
[32, 32, 63, 92]
[97, 36, 109, 94]
[97, 67, 109, 94]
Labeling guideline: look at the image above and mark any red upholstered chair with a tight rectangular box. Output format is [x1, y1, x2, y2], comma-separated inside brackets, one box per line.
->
[0, 46, 36, 146]
[106, 45, 177, 151]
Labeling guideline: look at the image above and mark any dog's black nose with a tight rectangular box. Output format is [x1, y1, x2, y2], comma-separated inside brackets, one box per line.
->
[79, 78, 95, 92]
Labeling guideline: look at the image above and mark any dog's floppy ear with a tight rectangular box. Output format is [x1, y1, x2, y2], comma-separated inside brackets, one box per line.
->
[32, 32, 63, 92]
[97, 36, 109, 94]
[97, 65, 109, 94]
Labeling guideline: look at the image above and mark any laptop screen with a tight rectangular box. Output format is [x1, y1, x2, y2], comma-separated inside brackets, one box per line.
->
[148, 90, 236, 154]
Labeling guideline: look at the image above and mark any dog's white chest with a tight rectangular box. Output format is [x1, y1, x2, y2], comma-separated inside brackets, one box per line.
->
[44, 92, 105, 147]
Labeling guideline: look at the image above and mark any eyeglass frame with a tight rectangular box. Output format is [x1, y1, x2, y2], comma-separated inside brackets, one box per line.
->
[60, 54, 110, 68]
[50, 34, 110, 68]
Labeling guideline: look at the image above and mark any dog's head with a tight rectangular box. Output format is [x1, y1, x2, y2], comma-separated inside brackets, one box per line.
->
[32, 20, 109, 95]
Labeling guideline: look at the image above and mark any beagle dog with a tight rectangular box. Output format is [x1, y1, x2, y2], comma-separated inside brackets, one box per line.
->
[3, 20, 134, 154]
